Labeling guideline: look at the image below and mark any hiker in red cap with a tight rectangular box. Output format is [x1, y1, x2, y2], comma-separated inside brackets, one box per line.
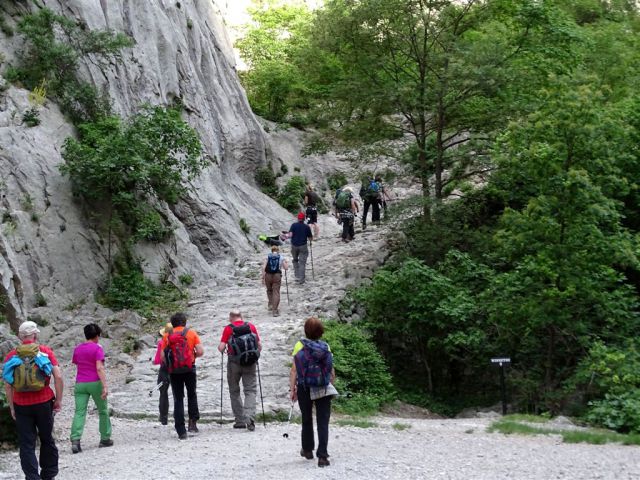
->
[288, 211, 313, 284]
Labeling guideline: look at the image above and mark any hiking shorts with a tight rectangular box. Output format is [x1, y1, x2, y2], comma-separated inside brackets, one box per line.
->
[306, 207, 318, 224]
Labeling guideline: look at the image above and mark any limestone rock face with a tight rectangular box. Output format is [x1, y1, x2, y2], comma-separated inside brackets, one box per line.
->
[0, 0, 292, 330]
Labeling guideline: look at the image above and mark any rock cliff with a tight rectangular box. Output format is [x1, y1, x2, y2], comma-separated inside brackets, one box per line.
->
[0, 0, 294, 329]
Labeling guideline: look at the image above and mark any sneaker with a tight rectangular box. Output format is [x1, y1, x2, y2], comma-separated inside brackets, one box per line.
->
[272, 310, 280, 317]
[159, 416, 168, 426]
[247, 420, 255, 432]
[233, 422, 247, 429]
[318, 457, 330, 467]
[178, 433, 188, 440]
[98, 439, 113, 448]
[188, 419, 199, 433]
[71, 440, 82, 454]
[300, 449, 313, 460]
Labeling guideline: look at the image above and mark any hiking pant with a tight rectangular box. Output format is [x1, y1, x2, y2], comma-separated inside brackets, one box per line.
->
[362, 198, 380, 226]
[14, 400, 58, 480]
[71, 380, 112, 441]
[340, 212, 355, 240]
[227, 361, 257, 424]
[291, 244, 309, 282]
[264, 272, 282, 311]
[170, 369, 199, 436]
[297, 385, 332, 459]
[157, 366, 170, 423]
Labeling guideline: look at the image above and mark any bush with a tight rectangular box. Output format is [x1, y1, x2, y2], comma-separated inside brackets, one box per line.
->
[255, 166, 278, 197]
[277, 175, 306, 213]
[586, 390, 640, 433]
[323, 321, 395, 415]
[0, 389, 18, 446]
[327, 171, 348, 192]
[22, 107, 40, 127]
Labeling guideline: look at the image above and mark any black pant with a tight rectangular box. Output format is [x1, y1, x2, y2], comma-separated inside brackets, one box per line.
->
[340, 212, 355, 240]
[170, 369, 199, 435]
[362, 198, 380, 225]
[158, 366, 170, 422]
[14, 400, 58, 480]
[297, 385, 332, 459]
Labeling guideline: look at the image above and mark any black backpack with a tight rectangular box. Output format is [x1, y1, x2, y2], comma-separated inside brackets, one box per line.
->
[265, 253, 281, 274]
[228, 322, 260, 366]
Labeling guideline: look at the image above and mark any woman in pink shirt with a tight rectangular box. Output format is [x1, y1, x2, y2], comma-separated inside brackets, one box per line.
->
[70, 323, 112, 453]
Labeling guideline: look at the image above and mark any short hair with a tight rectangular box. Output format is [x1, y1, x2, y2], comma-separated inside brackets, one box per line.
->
[375, 175, 382, 182]
[84, 323, 102, 340]
[171, 312, 188, 328]
[229, 309, 242, 320]
[304, 317, 324, 340]
[271, 245, 279, 253]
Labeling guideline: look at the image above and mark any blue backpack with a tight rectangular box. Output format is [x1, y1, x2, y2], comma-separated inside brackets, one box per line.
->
[265, 253, 281, 274]
[294, 339, 333, 387]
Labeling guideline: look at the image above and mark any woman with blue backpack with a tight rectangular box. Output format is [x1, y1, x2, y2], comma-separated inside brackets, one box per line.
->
[262, 245, 288, 317]
[289, 317, 336, 468]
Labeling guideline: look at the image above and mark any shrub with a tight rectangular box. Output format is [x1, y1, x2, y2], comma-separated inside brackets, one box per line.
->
[35, 292, 47, 307]
[277, 175, 306, 213]
[239, 218, 250, 234]
[22, 107, 40, 127]
[323, 321, 395, 415]
[327, 171, 348, 192]
[586, 390, 640, 433]
[255, 166, 278, 197]
[178, 274, 194, 286]
[0, 389, 18, 446]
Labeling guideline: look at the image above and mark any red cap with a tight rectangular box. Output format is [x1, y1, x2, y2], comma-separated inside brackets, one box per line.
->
[297, 212, 306, 220]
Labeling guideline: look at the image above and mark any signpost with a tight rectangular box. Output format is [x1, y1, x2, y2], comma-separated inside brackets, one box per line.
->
[491, 357, 511, 415]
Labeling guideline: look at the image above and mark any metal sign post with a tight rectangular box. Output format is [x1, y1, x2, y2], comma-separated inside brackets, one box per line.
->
[491, 357, 511, 415]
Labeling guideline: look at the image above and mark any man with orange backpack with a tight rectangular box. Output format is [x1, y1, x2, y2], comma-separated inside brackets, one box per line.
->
[2, 320, 64, 480]
[162, 312, 204, 439]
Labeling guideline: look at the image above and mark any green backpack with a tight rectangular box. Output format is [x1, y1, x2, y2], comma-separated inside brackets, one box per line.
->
[13, 343, 47, 392]
[336, 190, 351, 209]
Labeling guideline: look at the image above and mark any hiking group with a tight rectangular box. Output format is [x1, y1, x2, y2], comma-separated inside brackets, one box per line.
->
[0, 176, 388, 477]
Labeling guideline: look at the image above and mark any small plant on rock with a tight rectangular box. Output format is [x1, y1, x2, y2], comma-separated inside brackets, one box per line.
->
[22, 107, 41, 127]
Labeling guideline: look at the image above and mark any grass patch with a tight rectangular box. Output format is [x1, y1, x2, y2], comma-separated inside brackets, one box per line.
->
[502, 413, 550, 424]
[392, 422, 411, 431]
[334, 418, 378, 428]
[489, 418, 640, 446]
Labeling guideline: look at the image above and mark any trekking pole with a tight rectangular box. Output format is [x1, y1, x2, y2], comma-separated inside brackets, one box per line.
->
[148, 381, 163, 397]
[220, 350, 224, 425]
[309, 240, 315, 280]
[284, 267, 290, 306]
[282, 401, 295, 438]
[257, 360, 266, 428]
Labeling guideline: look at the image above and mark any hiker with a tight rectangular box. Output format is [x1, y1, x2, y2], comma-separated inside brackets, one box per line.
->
[375, 175, 392, 220]
[217, 309, 262, 431]
[335, 186, 358, 242]
[70, 323, 113, 453]
[258, 232, 287, 246]
[304, 183, 321, 238]
[288, 211, 313, 284]
[262, 245, 289, 317]
[2, 320, 64, 480]
[289, 317, 336, 468]
[152, 323, 173, 425]
[162, 312, 204, 439]
[360, 176, 382, 230]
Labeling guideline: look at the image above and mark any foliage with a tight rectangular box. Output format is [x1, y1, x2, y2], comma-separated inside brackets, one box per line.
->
[34, 292, 47, 307]
[322, 321, 395, 415]
[22, 107, 40, 127]
[178, 274, 193, 286]
[8, 8, 132, 123]
[60, 106, 204, 241]
[0, 389, 18, 446]
[326, 171, 348, 192]
[255, 166, 279, 197]
[239, 218, 250, 234]
[277, 175, 307, 213]
[97, 251, 187, 320]
[586, 391, 640, 433]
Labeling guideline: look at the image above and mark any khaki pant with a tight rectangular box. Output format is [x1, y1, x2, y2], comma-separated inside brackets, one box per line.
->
[227, 361, 257, 425]
[265, 272, 282, 311]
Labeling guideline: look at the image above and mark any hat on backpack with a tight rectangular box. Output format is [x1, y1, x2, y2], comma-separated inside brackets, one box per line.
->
[18, 321, 40, 338]
[297, 212, 306, 220]
[159, 323, 173, 335]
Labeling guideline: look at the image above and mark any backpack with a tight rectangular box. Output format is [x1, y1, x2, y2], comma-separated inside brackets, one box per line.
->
[306, 190, 321, 207]
[228, 322, 260, 366]
[265, 253, 281, 274]
[361, 179, 381, 200]
[294, 339, 333, 387]
[164, 328, 194, 374]
[12, 343, 48, 392]
[335, 190, 351, 210]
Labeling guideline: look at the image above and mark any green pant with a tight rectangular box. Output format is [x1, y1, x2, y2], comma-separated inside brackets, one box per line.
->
[71, 381, 112, 441]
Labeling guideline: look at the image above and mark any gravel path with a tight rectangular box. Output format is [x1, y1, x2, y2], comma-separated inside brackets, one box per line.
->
[1, 208, 640, 478]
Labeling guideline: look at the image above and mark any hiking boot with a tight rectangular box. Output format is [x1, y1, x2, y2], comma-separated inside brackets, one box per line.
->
[99, 439, 113, 448]
[188, 419, 199, 433]
[247, 420, 255, 432]
[300, 449, 313, 460]
[233, 422, 247, 429]
[178, 432, 188, 440]
[318, 457, 330, 467]
[71, 440, 82, 454]
[272, 310, 280, 317]
[159, 416, 168, 426]
[362, 224, 367, 230]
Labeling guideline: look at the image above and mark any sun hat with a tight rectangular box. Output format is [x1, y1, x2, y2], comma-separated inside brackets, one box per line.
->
[19, 321, 40, 337]
[159, 323, 172, 335]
